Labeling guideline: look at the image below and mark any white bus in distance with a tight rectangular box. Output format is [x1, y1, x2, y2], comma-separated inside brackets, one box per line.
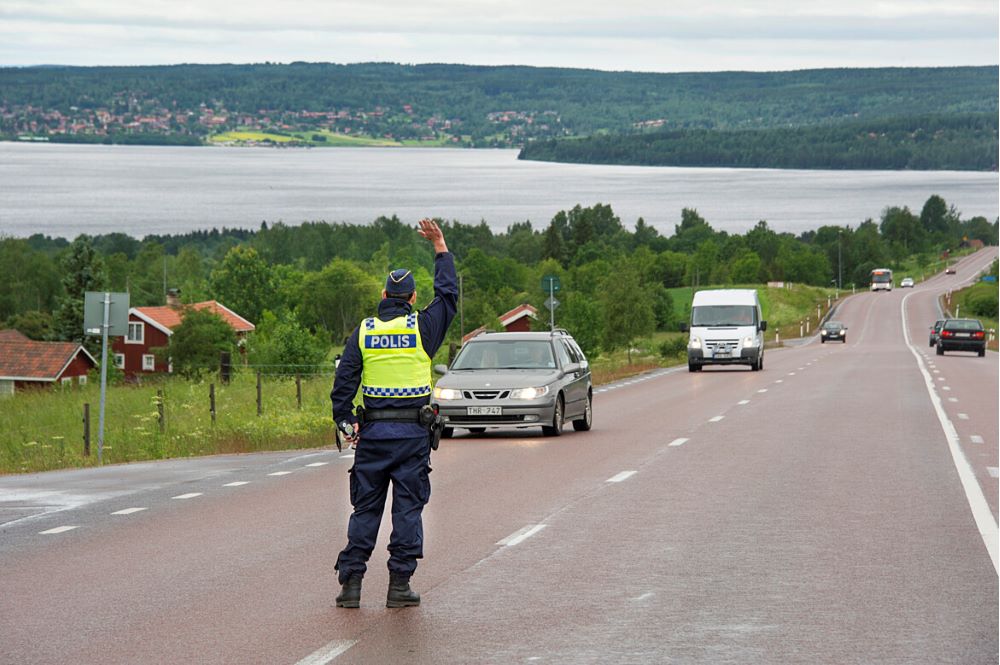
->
[870, 268, 893, 292]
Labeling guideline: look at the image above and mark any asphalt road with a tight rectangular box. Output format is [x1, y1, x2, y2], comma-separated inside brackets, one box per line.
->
[1, 249, 997, 664]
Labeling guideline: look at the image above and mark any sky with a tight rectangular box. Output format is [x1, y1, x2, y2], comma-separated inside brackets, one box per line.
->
[0, 0, 997, 72]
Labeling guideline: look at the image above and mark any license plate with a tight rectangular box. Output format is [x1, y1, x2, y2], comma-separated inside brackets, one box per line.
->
[467, 406, 502, 416]
[715, 351, 730, 358]
[955, 333, 969, 337]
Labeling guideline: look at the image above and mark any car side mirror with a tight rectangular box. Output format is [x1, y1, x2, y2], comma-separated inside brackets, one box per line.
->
[433, 364, 449, 375]
[760, 321, 768, 332]
[680, 322, 689, 333]
[563, 362, 580, 374]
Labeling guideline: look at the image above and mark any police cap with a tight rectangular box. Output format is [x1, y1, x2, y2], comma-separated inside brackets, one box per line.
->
[385, 268, 415, 296]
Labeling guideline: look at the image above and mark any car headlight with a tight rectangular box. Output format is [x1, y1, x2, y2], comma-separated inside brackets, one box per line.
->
[433, 386, 461, 400]
[509, 386, 549, 400]
[689, 337, 701, 349]
[743, 336, 755, 348]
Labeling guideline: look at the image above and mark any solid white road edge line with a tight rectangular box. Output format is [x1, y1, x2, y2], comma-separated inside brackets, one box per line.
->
[293, 639, 358, 665]
[497, 524, 547, 547]
[606, 471, 637, 483]
[902, 290, 998, 575]
[668, 437, 689, 447]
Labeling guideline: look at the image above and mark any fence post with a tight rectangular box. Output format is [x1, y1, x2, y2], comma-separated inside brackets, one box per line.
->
[83, 403, 90, 457]
[296, 374, 302, 410]
[209, 382, 216, 425]
[220, 351, 232, 385]
[257, 370, 262, 416]
[157, 389, 165, 432]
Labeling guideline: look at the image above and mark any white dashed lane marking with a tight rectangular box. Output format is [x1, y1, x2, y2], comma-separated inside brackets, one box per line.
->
[172, 493, 202, 500]
[943, 386, 951, 391]
[958, 413, 969, 420]
[989, 468, 999, 479]
[971, 435, 984, 444]
[708, 416, 724, 422]
[268, 471, 293, 476]
[606, 471, 637, 483]
[223, 481, 249, 487]
[668, 437, 689, 447]
[305, 462, 328, 467]
[775, 379, 784, 384]
[39, 526, 78, 535]
[111, 507, 147, 515]
[757, 389, 768, 393]
[293, 639, 357, 665]
[948, 397, 958, 403]
[498, 524, 547, 547]
[738, 400, 750, 405]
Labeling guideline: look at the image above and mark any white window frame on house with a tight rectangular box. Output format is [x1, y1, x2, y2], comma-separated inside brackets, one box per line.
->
[78, 375, 88, 385]
[61, 377, 72, 386]
[142, 354, 156, 371]
[126, 321, 145, 345]
[114, 353, 125, 369]
[0, 379, 14, 396]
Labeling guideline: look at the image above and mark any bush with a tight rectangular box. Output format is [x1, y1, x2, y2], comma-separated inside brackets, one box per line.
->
[658, 336, 688, 358]
[968, 292, 998, 318]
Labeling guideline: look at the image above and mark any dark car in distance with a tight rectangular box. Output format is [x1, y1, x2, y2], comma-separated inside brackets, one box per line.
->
[820, 321, 847, 343]
[936, 319, 987, 357]
[929, 319, 946, 347]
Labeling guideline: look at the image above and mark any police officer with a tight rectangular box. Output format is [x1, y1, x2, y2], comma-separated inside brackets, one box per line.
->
[331, 218, 457, 608]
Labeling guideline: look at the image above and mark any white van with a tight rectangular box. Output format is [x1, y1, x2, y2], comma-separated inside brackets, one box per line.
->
[682, 289, 767, 372]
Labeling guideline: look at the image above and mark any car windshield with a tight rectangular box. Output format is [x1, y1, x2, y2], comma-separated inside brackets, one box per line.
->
[452, 340, 556, 370]
[944, 320, 983, 331]
[691, 305, 756, 327]
[872, 272, 892, 283]
[824, 323, 843, 330]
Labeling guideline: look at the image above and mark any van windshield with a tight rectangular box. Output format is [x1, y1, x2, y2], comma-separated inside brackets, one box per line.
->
[691, 305, 757, 327]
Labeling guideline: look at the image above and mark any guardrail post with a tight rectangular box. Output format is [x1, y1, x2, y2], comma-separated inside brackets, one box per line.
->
[83, 403, 90, 457]
[209, 382, 216, 425]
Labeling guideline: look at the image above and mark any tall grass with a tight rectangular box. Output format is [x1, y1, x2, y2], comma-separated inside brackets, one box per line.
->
[0, 371, 336, 474]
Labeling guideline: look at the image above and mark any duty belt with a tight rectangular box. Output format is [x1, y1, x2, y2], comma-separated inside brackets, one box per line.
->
[359, 407, 423, 424]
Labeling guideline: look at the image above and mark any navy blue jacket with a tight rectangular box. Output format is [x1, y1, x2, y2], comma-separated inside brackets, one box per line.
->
[331, 252, 458, 439]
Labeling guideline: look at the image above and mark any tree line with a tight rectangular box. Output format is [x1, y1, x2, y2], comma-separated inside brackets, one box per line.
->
[519, 114, 999, 171]
[2, 197, 996, 369]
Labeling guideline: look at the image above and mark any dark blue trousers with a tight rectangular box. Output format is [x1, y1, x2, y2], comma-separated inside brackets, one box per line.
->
[336, 436, 431, 584]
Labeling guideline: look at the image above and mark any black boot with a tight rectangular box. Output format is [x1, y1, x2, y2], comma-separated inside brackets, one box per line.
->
[336, 575, 362, 608]
[386, 574, 420, 608]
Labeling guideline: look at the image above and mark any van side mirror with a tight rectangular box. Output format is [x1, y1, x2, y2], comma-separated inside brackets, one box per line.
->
[760, 321, 768, 332]
[680, 322, 689, 333]
[433, 364, 449, 375]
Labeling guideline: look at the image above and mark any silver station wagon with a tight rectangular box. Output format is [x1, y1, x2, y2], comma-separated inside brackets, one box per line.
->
[433, 330, 593, 437]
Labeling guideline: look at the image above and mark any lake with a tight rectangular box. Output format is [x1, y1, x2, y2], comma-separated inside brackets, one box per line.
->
[1, 142, 996, 239]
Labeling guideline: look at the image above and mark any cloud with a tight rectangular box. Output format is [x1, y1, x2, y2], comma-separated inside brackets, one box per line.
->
[0, 0, 996, 69]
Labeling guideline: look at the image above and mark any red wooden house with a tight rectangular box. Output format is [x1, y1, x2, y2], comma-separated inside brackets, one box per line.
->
[461, 304, 539, 344]
[0, 329, 98, 395]
[111, 297, 254, 378]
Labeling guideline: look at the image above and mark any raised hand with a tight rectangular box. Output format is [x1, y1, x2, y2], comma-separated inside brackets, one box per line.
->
[417, 218, 448, 253]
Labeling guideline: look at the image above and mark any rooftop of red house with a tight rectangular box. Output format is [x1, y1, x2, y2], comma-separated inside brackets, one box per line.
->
[0, 332, 97, 381]
[499, 303, 538, 328]
[132, 301, 255, 335]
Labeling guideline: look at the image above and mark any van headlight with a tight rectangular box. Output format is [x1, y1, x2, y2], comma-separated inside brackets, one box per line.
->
[689, 337, 701, 349]
[510, 386, 549, 400]
[433, 386, 461, 400]
[742, 336, 755, 348]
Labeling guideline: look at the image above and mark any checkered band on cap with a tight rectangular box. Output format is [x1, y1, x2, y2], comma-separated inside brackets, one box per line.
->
[361, 385, 431, 397]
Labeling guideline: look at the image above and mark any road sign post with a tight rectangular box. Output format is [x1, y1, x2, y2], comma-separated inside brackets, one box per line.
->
[84, 291, 129, 464]
[541, 275, 561, 331]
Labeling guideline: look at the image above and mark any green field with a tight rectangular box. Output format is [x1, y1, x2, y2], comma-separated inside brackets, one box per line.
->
[209, 129, 453, 147]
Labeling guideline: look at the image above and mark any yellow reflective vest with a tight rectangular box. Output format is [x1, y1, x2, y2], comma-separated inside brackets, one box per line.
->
[359, 313, 432, 398]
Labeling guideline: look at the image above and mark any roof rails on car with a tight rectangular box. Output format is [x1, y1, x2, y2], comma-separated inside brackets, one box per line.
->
[550, 328, 570, 336]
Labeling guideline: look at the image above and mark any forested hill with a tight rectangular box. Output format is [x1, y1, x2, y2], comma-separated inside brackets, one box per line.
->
[1, 63, 997, 150]
[519, 114, 1000, 171]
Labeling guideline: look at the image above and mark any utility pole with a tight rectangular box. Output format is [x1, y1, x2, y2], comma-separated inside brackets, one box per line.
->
[838, 231, 842, 290]
[458, 273, 464, 342]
